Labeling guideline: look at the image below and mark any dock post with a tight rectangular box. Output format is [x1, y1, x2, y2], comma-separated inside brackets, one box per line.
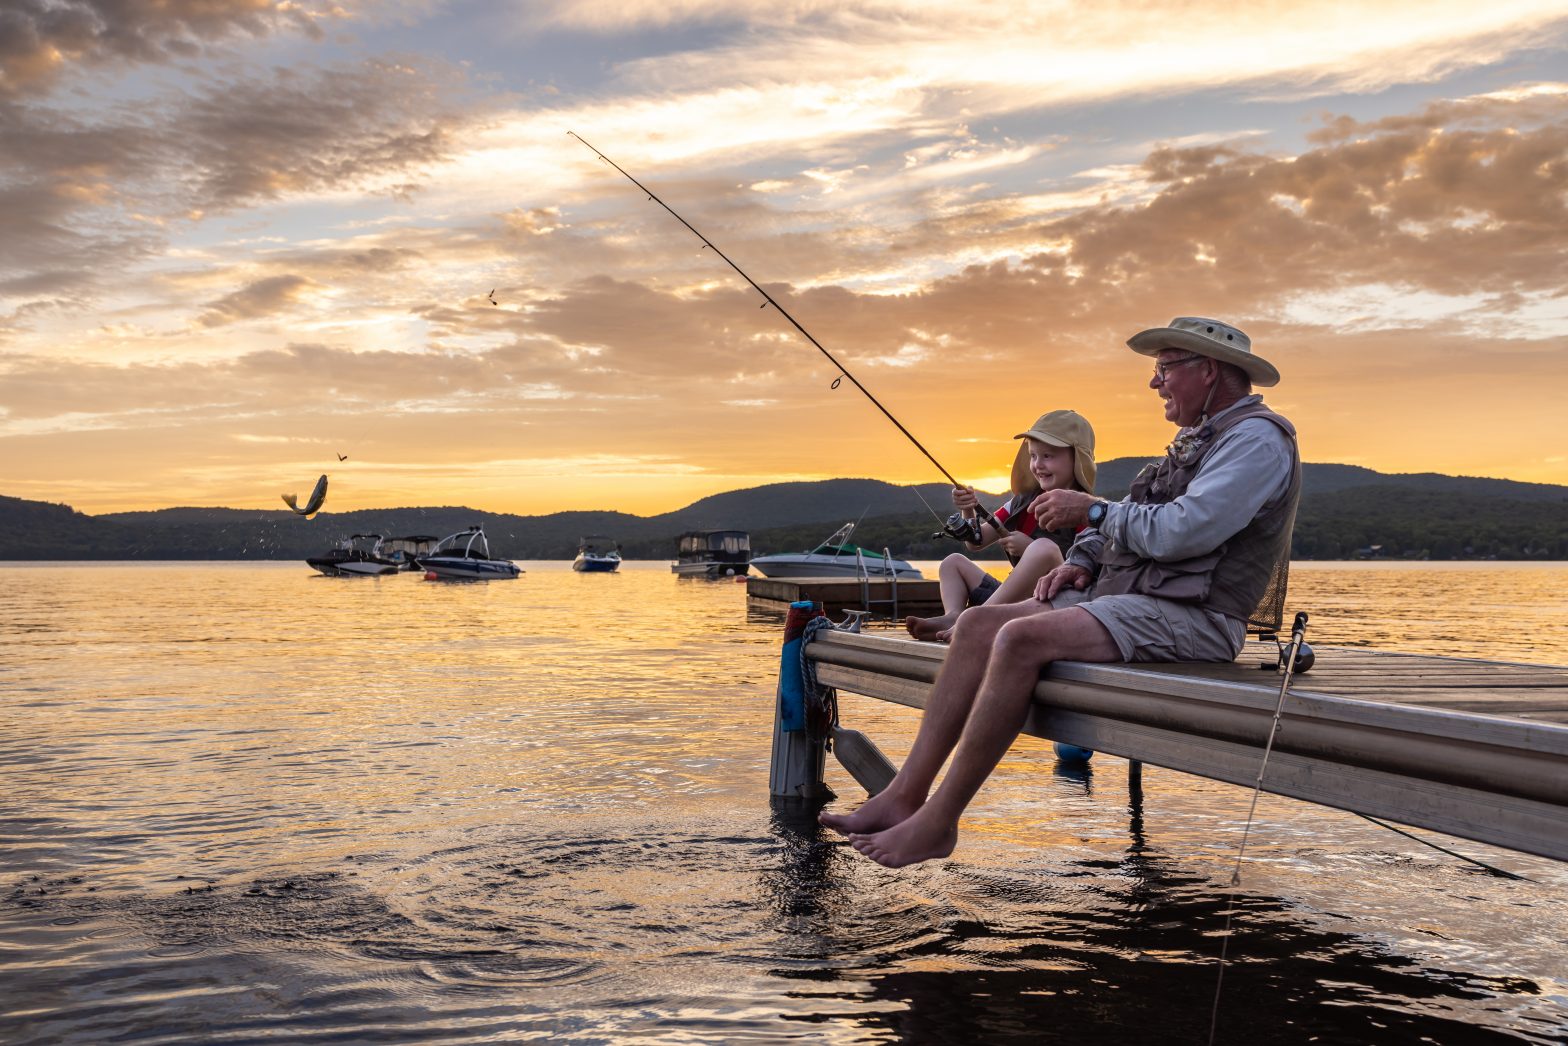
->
[770, 601, 835, 800]
[1128, 759, 1143, 798]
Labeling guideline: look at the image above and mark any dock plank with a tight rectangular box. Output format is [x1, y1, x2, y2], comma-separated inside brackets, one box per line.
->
[747, 576, 944, 616]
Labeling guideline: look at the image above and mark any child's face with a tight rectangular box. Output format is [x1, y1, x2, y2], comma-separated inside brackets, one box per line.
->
[1029, 439, 1075, 492]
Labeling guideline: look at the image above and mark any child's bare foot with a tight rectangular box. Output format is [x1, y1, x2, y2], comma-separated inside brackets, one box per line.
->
[904, 612, 957, 641]
[934, 626, 956, 643]
[819, 787, 924, 835]
[848, 807, 958, 868]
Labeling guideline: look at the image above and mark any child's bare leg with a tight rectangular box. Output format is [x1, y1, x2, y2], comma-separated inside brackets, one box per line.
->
[930, 543, 1063, 640]
[985, 539, 1064, 606]
[907, 554, 986, 640]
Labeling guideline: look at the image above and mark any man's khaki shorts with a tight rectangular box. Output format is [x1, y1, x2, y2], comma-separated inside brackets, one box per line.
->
[1052, 588, 1245, 663]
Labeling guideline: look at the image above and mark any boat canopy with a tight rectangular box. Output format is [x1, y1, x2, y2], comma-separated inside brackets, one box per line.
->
[678, 530, 750, 555]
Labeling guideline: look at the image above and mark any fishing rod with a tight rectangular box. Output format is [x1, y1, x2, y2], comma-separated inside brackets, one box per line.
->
[1209, 611, 1309, 1045]
[567, 131, 1003, 538]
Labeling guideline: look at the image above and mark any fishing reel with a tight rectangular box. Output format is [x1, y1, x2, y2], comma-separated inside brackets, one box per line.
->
[934, 511, 985, 544]
[1257, 612, 1314, 673]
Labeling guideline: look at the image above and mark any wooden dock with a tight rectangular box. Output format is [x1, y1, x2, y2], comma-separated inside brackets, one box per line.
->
[802, 630, 1568, 862]
[747, 576, 944, 617]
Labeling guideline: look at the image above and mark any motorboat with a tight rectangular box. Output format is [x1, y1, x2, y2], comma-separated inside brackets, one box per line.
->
[671, 529, 751, 577]
[418, 526, 522, 579]
[381, 534, 439, 571]
[306, 533, 399, 577]
[573, 535, 621, 573]
[749, 522, 923, 579]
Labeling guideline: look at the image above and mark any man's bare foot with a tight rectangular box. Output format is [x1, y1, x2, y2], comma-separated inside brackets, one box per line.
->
[848, 807, 958, 868]
[819, 787, 924, 835]
[905, 612, 957, 641]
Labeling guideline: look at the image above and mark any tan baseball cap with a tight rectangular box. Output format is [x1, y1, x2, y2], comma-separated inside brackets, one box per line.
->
[1012, 409, 1096, 493]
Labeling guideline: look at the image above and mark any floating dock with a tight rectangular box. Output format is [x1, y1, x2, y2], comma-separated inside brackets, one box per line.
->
[801, 629, 1568, 862]
[747, 576, 944, 617]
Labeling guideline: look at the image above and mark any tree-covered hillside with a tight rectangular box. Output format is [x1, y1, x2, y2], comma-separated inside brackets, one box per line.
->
[2, 463, 1564, 560]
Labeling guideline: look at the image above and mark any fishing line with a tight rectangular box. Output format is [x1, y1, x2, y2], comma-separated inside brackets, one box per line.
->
[568, 132, 1003, 533]
[1208, 611, 1308, 1046]
[1354, 813, 1529, 881]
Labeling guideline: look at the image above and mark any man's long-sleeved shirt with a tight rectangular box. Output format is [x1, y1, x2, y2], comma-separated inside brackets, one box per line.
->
[1066, 394, 1294, 573]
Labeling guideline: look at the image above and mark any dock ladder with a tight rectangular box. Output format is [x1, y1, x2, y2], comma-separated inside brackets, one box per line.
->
[853, 546, 902, 621]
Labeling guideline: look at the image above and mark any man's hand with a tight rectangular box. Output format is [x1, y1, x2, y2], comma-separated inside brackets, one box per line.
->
[1031, 488, 1096, 531]
[996, 531, 1032, 558]
[1035, 563, 1092, 601]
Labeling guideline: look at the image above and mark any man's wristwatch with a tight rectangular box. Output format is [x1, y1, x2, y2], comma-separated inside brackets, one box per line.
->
[1086, 500, 1110, 528]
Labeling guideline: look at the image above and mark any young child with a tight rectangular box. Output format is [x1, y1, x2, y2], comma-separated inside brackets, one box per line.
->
[906, 409, 1096, 642]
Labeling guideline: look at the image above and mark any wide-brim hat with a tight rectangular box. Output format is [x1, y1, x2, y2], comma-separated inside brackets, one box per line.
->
[1126, 316, 1279, 387]
[1012, 409, 1096, 494]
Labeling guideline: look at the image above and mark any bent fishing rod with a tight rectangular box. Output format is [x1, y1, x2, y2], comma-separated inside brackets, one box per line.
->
[568, 131, 1002, 539]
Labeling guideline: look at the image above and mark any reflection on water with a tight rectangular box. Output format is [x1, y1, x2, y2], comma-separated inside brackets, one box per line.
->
[2, 561, 1566, 1043]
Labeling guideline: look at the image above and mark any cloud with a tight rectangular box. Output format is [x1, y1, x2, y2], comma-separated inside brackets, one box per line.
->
[198, 273, 317, 326]
[0, 56, 467, 309]
[0, 0, 330, 98]
[3, 3, 1567, 509]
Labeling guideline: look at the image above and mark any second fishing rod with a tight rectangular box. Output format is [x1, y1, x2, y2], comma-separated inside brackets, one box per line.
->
[568, 131, 1004, 539]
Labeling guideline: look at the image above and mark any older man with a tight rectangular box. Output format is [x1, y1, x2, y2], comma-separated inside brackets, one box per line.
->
[821, 317, 1300, 868]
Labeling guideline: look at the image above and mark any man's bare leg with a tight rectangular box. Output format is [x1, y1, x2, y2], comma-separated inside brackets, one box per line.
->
[906, 555, 986, 640]
[823, 599, 1054, 834]
[850, 607, 1119, 867]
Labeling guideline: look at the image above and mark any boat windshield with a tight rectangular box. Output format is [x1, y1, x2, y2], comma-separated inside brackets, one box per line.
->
[434, 528, 489, 559]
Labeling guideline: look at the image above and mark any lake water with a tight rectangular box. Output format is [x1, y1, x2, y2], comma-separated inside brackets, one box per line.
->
[3, 560, 1566, 1044]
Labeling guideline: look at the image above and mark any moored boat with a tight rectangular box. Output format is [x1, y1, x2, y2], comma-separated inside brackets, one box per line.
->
[306, 534, 400, 577]
[749, 522, 922, 579]
[381, 534, 440, 571]
[573, 535, 621, 573]
[419, 526, 522, 579]
[671, 529, 751, 577]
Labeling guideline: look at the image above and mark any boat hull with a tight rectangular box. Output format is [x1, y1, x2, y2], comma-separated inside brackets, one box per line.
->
[306, 557, 399, 577]
[671, 561, 748, 577]
[573, 554, 621, 573]
[749, 554, 922, 580]
[420, 557, 522, 580]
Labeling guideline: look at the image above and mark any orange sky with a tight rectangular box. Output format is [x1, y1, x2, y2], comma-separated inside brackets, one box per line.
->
[2, 1, 1565, 515]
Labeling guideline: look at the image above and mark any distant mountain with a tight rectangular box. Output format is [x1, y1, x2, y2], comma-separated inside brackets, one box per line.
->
[644, 478, 957, 534]
[2, 462, 1564, 560]
[1093, 457, 1568, 502]
[0, 496, 138, 558]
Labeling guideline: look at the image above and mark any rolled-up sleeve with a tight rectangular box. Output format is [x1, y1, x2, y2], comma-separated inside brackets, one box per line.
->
[1100, 420, 1293, 561]
[1065, 528, 1105, 572]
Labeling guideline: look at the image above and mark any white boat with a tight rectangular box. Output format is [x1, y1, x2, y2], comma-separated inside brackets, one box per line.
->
[671, 529, 751, 577]
[306, 534, 399, 577]
[749, 523, 923, 579]
[573, 534, 621, 573]
[419, 526, 522, 580]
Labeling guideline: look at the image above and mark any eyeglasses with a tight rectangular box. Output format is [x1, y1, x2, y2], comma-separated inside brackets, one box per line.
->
[1152, 353, 1206, 383]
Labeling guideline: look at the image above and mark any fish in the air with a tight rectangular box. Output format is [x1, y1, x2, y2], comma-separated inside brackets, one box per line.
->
[282, 474, 329, 517]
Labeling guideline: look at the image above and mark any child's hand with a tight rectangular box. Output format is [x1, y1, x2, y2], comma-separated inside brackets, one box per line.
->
[950, 486, 979, 512]
[997, 531, 1032, 558]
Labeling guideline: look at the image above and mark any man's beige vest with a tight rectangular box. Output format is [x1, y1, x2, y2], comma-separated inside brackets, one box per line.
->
[1094, 401, 1300, 632]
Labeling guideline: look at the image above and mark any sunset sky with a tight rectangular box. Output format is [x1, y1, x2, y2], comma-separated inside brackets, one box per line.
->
[2, 0, 1565, 516]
